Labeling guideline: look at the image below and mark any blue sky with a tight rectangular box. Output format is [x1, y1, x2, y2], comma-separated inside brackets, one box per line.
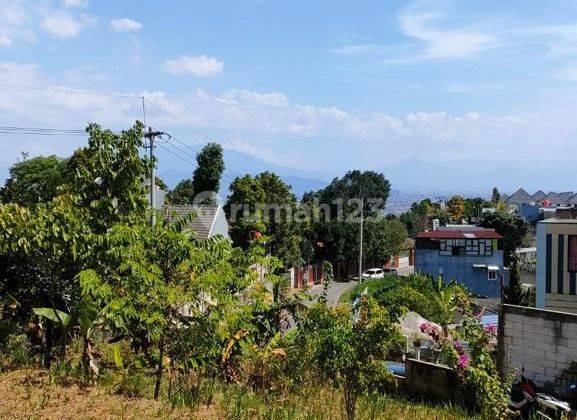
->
[1, 0, 577, 193]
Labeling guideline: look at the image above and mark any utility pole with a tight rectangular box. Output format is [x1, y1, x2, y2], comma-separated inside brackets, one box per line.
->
[144, 128, 164, 226]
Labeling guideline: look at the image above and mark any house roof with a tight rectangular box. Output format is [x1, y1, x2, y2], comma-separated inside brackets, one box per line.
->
[566, 193, 577, 205]
[164, 205, 221, 239]
[506, 188, 532, 204]
[531, 190, 546, 201]
[559, 191, 574, 202]
[416, 228, 502, 239]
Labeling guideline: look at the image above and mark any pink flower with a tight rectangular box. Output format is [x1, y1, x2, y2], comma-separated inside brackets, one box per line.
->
[457, 353, 469, 370]
[484, 324, 497, 335]
[419, 322, 429, 333]
[453, 340, 463, 354]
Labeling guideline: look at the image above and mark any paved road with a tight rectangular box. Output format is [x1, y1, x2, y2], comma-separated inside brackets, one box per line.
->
[307, 280, 358, 307]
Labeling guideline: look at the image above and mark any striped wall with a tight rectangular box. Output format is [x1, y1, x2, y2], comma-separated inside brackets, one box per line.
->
[536, 221, 577, 313]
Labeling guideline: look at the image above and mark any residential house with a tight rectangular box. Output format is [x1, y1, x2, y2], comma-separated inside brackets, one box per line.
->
[505, 188, 533, 206]
[531, 190, 546, 203]
[415, 226, 506, 298]
[536, 218, 577, 313]
[163, 205, 230, 239]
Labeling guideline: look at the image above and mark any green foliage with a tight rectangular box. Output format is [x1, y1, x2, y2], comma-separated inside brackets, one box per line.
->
[479, 211, 528, 265]
[0, 155, 69, 206]
[33, 308, 71, 326]
[443, 319, 509, 419]
[347, 274, 471, 326]
[302, 299, 401, 419]
[301, 170, 392, 272]
[491, 187, 501, 204]
[192, 142, 224, 202]
[503, 255, 528, 305]
[70, 122, 151, 232]
[226, 172, 302, 267]
[363, 217, 408, 265]
[4, 333, 33, 367]
[446, 196, 466, 222]
[167, 179, 195, 205]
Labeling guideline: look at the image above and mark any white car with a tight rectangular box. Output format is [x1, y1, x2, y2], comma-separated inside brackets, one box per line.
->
[361, 268, 385, 279]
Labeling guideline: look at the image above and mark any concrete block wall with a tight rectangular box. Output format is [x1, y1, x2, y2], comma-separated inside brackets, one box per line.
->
[499, 304, 577, 392]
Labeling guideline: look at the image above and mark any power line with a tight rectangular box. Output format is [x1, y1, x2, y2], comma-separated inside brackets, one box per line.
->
[157, 143, 197, 167]
[0, 83, 140, 99]
[1, 83, 263, 177]
[0, 126, 86, 135]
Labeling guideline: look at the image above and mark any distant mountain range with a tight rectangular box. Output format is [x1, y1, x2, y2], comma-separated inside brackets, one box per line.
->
[157, 148, 457, 212]
[158, 149, 329, 199]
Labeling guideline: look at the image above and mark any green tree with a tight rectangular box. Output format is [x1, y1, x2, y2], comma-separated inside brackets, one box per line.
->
[302, 171, 392, 273]
[503, 255, 526, 305]
[400, 200, 431, 237]
[225, 174, 267, 248]
[447, 195, 466, 222]
[225, 172, 302, 267]
[304, 298, 401, 420]
[167, 179, 195, 205]
[70, 122, 151, 232]
[491, 187, 501, 204]
[79, 219, 236, 399]
[192, 142, 224, 201]
[479, 211, 528, 265]
[0, 194, 91, 365]
[364, 218, 407, 266]
[0, 155, 69, 206]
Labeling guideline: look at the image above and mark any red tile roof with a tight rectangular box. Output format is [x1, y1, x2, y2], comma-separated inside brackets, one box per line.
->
[416, 229, 502, 239]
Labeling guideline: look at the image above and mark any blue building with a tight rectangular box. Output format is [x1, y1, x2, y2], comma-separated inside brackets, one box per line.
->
[415, 226, 506, 298]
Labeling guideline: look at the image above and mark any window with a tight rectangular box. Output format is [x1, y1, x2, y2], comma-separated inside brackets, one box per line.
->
[569, 235, 577, 273]
[488, 268, 498, 281]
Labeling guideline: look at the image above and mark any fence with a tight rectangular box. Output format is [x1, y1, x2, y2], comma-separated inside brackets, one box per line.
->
[289, 262, 324, 289]
[498, 304, 577, 396]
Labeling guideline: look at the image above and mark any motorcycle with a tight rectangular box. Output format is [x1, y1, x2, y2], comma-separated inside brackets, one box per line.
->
[508, 375, 571, 419]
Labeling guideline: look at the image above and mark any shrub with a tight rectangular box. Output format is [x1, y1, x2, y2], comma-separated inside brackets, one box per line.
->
[5, 333, 33, 367]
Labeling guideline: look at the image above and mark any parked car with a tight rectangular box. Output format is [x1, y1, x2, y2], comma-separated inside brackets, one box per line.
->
[362, 268, 385, 279]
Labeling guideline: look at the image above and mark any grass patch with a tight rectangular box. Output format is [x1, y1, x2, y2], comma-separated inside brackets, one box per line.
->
[0, 368, 475, 419]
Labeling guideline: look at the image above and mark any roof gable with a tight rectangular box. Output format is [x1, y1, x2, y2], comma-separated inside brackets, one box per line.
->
[164, 205, 221, 239]
[506, 188, 532, 204]
[531, 190, 546, 201]
[566, 193, 577, 205]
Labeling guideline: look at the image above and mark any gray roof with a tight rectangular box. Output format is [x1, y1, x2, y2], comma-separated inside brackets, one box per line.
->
[164, 205, 220, 239]
[506, 188, 532, 205]
[544, 191, 563, 205]
[531, 190, 546, 202]
[566, 193, 577, 205]
[560, 191, 574, 202]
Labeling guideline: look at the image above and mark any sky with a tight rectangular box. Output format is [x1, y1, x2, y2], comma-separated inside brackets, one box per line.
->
[1, 0, 577, 194]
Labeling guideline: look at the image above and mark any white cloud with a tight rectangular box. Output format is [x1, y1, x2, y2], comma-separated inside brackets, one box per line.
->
[162, 55, 223, 77]
[110, 18, 142, 33]
[222, 89, 289, 108]
[329, 44, 383, 56]
[41, 12, 91, 38]
[0, 36, 12, 46]
[1, 60, 577, 187]
[61, 0, 89, 7]
[399, 11, 497, 59]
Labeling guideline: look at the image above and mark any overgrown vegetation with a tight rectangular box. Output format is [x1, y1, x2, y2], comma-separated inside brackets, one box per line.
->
[0, 123, 510, 419]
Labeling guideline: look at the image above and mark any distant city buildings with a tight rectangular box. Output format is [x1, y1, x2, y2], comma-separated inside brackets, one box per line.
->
[414, 225, 506, 298]
[505, 188, 577, 224]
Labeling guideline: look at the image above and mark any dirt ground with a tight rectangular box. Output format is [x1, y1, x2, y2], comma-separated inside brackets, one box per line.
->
[0, 369, 220, 419]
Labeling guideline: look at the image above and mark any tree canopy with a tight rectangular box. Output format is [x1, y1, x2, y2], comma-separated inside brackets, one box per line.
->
[192, 142, 224, 198]
[0, 155, 69, 206]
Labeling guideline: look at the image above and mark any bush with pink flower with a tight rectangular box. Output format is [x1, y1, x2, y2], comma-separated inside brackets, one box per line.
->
[439, 317, 509, 418]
